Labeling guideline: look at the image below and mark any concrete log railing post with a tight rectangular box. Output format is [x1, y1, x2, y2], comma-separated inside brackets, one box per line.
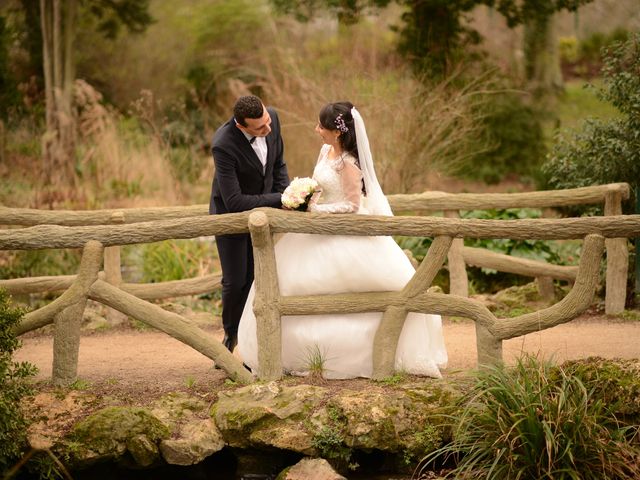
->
[104, 211, 127, 325]
[537, 207, 557, 301]
[51, 241, 103, 385]
[372, 235, 452, 379]
[604, 190, 628, 314]
[444, 210, 468, 297]
[88, 280, 253, 384]
[248, 211, 283, 381]
[4, 203, 639, 380]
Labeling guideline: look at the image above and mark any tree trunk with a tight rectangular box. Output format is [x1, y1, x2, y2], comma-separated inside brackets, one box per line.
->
[523, 12, 563, 102]
[40, 0, 77, 206]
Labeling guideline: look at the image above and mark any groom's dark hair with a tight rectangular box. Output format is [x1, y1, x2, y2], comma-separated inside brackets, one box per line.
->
[234, 95, 264, 126]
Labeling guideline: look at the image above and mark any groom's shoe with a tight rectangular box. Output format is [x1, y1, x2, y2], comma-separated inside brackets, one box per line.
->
[223, 333, 237, 352]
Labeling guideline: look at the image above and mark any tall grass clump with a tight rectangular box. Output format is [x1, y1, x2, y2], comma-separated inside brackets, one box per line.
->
[221, 13, 498, 194]
[0, 289, 37, 473]
[137, 239, 218, 283]
[74, 80, 184, 208]
[419, 355, 640, 479]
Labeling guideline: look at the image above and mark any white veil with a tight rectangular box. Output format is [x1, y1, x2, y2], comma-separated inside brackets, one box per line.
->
[351, 107, 393, 217]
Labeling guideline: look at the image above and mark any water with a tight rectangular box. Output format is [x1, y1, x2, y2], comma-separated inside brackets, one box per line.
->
[60, 448, 414, 480]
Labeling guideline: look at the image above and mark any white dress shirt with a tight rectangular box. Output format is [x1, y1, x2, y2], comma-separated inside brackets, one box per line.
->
[241, 131, 267, 173]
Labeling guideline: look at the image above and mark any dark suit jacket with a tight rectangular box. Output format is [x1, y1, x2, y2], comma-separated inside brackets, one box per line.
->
[209, 107, 289, 215]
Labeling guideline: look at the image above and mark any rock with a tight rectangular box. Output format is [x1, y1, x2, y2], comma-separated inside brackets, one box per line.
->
[151, 392, 225, 465]
[277, 458, 347, 480]
[560, 357, 640, 418]
[127, 434, 158, 467]
[160, 420, 224, 465]
[65, 406, 169, 468]
[487, 281, 554, 316]
[310, 383, 460, 456]
[213, 382, 327, 453]
[213, 380, 463, 465]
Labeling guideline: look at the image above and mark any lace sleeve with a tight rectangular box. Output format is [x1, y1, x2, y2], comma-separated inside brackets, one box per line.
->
[309, 157, 362, 214]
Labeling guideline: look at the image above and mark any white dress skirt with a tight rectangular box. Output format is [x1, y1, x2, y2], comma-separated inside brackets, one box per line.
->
[237, 146, 448, 379]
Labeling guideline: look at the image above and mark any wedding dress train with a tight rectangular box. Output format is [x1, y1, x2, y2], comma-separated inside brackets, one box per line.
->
[237, 144, 448, 379]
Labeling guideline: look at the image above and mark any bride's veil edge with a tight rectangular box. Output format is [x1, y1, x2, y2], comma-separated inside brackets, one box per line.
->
[351, 107, 394, 217]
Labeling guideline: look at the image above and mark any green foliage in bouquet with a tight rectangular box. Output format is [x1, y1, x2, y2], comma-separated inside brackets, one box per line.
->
[0, 289, 37, 472]
[541, 33, 640, 215]
[419, 355, 640, 479]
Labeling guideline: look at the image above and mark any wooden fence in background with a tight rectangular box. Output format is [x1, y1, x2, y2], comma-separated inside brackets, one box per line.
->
[0, 183, 636, 384]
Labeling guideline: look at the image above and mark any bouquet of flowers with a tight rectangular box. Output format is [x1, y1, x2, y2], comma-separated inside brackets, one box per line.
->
[282, 177, 319, 211]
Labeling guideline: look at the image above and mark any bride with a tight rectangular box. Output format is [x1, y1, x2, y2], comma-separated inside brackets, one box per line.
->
[237, 101, 447, 379]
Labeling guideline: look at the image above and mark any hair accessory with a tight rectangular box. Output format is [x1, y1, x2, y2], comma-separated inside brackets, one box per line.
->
[334, 114, 348, 133]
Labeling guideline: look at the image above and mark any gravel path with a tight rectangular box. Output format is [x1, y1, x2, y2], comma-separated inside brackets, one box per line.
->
[15, 315, 640, 389]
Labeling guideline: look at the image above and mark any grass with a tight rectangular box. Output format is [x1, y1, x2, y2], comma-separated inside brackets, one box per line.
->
[419, 355, 640, 479]
[68, 379, 91, 391]
[542, 78, 622, 148]
[617, 309, 640, 322]
[303, 344, 328, 381]
[556, 79, 621, 130]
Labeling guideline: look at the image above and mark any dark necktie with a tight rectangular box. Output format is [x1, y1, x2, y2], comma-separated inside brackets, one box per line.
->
[249, 136, 256, 144]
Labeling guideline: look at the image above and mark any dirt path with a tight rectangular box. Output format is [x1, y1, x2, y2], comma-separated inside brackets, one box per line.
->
[15, 315, 640, 391]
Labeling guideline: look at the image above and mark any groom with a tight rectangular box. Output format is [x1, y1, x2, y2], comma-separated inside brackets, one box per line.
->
[209, 95, 290, 352]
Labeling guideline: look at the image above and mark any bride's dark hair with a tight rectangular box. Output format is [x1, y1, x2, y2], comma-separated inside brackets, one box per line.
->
[319, 101, 359, 164]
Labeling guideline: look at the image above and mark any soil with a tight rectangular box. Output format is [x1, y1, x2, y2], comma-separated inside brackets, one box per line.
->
[11, 308, 640, 475]
[15, 311, 640, 398]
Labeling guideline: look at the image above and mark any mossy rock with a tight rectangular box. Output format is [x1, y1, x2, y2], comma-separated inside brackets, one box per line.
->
[560, 357, 640, 419]
[308, 381, 463, 457]
[213, 382, 327, 452]
[212, 379, 466, 467]
[488, 281, 556, 317]
[65, 406, 170, 468]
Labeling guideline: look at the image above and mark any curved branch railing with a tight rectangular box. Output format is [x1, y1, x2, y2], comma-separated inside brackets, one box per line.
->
[2, 207, 639, 382]
[0, 183, 636, 383]
[0, 182, 630, 311]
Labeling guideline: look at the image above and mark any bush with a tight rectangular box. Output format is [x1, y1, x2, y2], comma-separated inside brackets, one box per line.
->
[466, 93, 546, 184]
[541, 33, 640, 215]
[136, 239, 218, 283]
[0, 289, 37, 473]
[420, 356, 640, 479]
[396, 208, 573, 294]
[0, 249, 81, 279]
[560, 28, 630, 79]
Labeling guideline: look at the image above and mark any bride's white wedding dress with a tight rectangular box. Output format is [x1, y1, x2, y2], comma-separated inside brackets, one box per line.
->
[237, 144, 447, 379]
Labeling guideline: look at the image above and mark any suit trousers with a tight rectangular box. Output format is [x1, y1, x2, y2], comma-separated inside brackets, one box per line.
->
[215, 233, 255, 340]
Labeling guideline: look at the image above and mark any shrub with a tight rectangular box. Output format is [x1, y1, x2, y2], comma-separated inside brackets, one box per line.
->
[396, 208, 573, 294]
[465, 93, 546, 184]
[0, 249, 81, 279]
[560, 29, 630, 79]
[420, 355, 640, 479]
[541, 33, 640, 215]
[0, 289, 37, 472]
[136, 239, 218, 283]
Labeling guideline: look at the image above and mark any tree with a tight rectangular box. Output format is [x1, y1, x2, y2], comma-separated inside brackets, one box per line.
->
[541, 33, 640, 209]
[37, 0, 152, 205]
[271, 0, 593, 84]
[494, 0, 594, 99]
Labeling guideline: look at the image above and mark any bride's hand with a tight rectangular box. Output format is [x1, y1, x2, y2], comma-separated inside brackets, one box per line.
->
[308, 189, 322, 210]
